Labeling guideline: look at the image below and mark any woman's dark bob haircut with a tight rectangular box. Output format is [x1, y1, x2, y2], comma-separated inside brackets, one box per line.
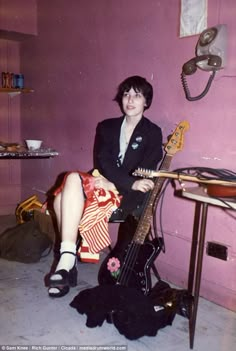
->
[114, 75, 153, 112]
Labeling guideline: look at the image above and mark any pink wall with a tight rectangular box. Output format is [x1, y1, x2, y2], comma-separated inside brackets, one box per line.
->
[0, 0, 37, 36]
[1, 0, 236, 310]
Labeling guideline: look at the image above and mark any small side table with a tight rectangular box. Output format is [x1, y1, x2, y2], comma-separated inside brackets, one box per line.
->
[175, 186, 236, 349]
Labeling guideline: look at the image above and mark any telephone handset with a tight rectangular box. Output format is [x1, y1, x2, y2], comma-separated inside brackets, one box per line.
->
[182, 54, 222, 75]
[181, 24, 227, 101]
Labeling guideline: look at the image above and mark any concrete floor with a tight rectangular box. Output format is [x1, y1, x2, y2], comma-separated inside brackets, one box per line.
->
[0, 215, 236, 350]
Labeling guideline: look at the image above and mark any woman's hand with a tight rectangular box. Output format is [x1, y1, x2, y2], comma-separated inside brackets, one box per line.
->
[94, 176, 116, 191]
[131, 179, 154, 193]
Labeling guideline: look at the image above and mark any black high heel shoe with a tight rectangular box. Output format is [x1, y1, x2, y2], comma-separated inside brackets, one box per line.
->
[48, 252, 77, 298]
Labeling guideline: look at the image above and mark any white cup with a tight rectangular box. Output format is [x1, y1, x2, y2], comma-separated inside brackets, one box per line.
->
[25, 140, 43, 150]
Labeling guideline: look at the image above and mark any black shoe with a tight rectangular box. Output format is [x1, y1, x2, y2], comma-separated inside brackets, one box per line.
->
[48, 252, 77, 298]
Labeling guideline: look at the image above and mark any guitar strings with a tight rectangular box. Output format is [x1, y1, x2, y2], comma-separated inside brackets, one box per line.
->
[116, 197, 155, 287]
[116, 241, 142, 286]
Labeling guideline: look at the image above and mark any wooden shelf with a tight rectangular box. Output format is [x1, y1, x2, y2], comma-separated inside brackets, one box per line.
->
[0, 88, 34, 93]
[0, 148, 59, 159]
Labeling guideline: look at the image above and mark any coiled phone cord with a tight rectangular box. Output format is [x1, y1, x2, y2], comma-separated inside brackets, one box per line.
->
[181, 71, 216, 101]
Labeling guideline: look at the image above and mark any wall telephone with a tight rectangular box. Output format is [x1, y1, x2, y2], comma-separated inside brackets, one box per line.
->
[181, 24, 227, 101]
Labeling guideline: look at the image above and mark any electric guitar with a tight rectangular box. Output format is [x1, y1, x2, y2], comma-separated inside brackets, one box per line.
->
[98, 120, 190, 294]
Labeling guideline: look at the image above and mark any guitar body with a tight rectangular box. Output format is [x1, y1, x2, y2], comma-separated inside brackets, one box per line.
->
[98, 235, 162, 295]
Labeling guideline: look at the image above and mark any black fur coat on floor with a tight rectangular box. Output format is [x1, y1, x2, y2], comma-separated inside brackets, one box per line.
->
[70, 281, 182, 340]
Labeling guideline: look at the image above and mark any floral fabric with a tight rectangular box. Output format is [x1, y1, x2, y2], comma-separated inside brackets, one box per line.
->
[54, 171, 121, 253]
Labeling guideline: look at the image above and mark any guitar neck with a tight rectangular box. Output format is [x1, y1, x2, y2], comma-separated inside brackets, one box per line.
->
[133, 154, 172, 244]
[148, 171, 236, 186]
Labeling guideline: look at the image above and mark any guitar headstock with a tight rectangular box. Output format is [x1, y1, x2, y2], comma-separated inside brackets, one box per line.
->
[133, 120, 190, 179]
[164, 120, 190, 155]
[132, 168, 155, 178]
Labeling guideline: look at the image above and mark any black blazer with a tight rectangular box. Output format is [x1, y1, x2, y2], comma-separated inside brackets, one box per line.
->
[93, 116, 163, 212]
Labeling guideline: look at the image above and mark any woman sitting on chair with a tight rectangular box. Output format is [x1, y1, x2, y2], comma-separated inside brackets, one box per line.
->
[48, 75, 163, 298]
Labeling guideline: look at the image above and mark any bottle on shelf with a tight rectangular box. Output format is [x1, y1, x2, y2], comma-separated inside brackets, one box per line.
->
[1, 72, 24, 89]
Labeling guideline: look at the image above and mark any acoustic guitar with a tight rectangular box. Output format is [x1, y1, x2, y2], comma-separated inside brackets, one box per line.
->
[98, 120, 190, 294]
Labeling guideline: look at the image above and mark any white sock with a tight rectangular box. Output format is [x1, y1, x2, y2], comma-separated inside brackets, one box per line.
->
[51, 241, 77, 280]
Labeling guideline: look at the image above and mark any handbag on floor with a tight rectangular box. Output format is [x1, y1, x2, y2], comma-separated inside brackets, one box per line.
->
[0, 220, 52, 263]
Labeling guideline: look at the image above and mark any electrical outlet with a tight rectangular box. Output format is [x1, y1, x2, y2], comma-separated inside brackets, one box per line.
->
[206, 242, 228, 261]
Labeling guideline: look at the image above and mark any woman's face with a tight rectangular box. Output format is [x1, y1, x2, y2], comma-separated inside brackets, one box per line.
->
[122, 88, 146, 119]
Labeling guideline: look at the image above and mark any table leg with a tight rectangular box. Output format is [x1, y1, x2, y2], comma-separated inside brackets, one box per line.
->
[188, 202, 201, 294]
[189, 202, 208, 349]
